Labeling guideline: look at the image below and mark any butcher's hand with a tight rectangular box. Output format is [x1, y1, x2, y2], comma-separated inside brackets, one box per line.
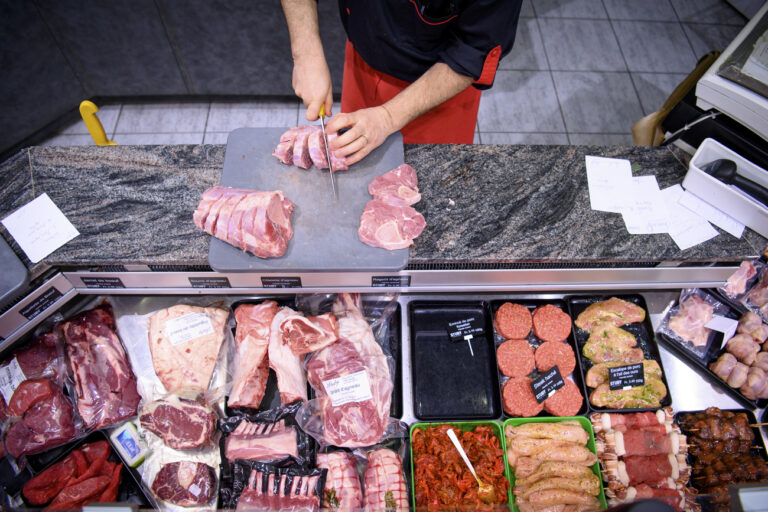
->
[293, 55, 333, 122]
[326, 106, 396, 165]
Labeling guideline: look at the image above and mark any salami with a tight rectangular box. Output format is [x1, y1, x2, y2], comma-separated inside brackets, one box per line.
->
[532, 305, 572, 343]
[497, 339, 535, 378]
[534, 341, 576, 377]
[494, 303, 532, 339]
[543, 379, 583, 417]
[502, 377, 543, 417]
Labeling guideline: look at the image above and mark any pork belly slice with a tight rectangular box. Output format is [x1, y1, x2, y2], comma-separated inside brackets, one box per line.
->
[368, 164, 421, 206]
[280, 313, 338, 355]
[358, 199, 426, 250]
[224, 420, 299, 461]
[230, 301, 279, 409]
[308, 129, 328, 169]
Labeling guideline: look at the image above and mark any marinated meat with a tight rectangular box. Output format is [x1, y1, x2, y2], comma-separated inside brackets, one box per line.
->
[535, 341, 576, 376]
[230, 301, 279, 409]
[363, 449, 409, 512]
[667, 295, 714, 347]
[4, 384, 77, 458]
[532, 305, 573, 343]
[316, 451, 363, 511]
[589, 378, 667, 409]
[60, 304, 140, 429]
[268, 307, 309, 404]
[497, 339, 535, 378]
[236, 469, 322, 512]
[193, 186, 295, 259]
[585, 359, 661, 388]
[225, 420, 299, 462]
[582, 325, 643, 364]
[151, 462, 217, 507]
[502, 377, 543, 417]
[139, 394, 217, 450]
[358, 199, 426, 250]
[280, 313, 339, 355]
[725, 333, 760, 365]
[494, 302, 533, 339]
[148, 304, 228, 393]
[574, 297, 646, 331]
[724, 261, 757, 297]
[368, 164, 421, 206]
[543, 379, 583, 416]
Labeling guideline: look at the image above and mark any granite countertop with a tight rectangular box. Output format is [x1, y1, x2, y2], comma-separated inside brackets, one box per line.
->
[0, 144, 764, 279]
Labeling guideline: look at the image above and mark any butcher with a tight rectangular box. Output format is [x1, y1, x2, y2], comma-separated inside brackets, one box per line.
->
[280, 0, 522, 165]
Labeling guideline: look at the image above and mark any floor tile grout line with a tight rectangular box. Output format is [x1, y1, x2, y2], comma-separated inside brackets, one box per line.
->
[532, 14, 570, 142]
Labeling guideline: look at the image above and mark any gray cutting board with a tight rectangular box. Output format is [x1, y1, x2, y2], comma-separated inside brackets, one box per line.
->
[0, 236, 28, 309]
[209, 127, 409, 272]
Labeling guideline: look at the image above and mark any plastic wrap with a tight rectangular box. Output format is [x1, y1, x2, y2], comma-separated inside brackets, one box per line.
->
[223, 460, 326, 511]
[138, 389, 222, 451]
[742, 261, 768, 322]
[718, 259, 763, 301]
[657, 288, 733, 357]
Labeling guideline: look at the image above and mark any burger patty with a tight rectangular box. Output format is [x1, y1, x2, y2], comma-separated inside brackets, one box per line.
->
[502, 377, 543, 417]
[534, 341, 576, 377]
[497, 339, 535, 378]
[543, 379, 583, 417]
[494, 303, 532, 339]
[532, 305, 572, 343]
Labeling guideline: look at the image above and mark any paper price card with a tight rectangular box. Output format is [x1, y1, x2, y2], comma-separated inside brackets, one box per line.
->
[166, 313, 215, 346]
[323, 370, 373, 406]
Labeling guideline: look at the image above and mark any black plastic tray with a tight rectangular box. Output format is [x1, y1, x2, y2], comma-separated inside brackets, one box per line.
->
[567, 294, 673, 413]
[409, 301, 501, 420]
[490, 299, 588, 418]
[655, 289, 767, 410]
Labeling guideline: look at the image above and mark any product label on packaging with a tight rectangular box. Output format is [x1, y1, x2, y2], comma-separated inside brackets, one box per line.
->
[189, 277, 231, 288]
[188, 484, 202, 497]
[531, 367, 565, 403]
[81, 276, 125, 289]
[20, 287, 63, 320]
[261, 277, 302, 288]
[446, 316, 485, 341]
[166, 313, 215, 346]
[116, 429, 140, 458]
[372, 276, 411, 287]
[609, 363, 645, 390]
[0, 357, 27, 404]
[323, 370, 373, 406]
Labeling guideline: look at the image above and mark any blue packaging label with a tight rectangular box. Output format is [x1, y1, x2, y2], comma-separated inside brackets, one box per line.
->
[117, 429, 140, 458]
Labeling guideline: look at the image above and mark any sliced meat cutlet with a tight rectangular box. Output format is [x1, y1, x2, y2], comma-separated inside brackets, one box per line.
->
[497, 339, 535, 378]
[214, 190, 247, 243]
[495, 302, 532, 339]
[582, 323, 643, 364]
[575, 297, 646, 331]
[534, 341, 576, 377]
[193, 186, 226, 230]
[532, 304, 572, 343]
[308, 129, 329, 169]
[326, 132, 349, 171]
[240, 191, 295, 258]
[368, 164, 421, 206]
[358, 200, 426, 250]
[292, 128, 315, 169]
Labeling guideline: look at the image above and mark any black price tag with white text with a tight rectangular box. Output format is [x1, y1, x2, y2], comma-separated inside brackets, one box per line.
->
[81, 277, 125, 289]
[608, 363, 645, 390]
[531, 367, 566, 403]
[446, 316, 485, 341]
[20, 287, 63, 321]
[189, 277, 231, 288]
[261, 277, 302, 289]
[372, 276, 411, 287]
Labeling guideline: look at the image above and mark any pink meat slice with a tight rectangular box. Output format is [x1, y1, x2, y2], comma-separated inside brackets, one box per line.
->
[358, 199, 426, 250]
[215, 192, 248, 243]
[292, 130, 314, 169]
[326, 132, 349, 171]
[368, 164, 422, 206]
[224, 420, 298, 461]
[240, 191, 295, 258]
[316, 451, 363, 511]
[236, 471, 320, 512]
[193, 187, 226, 230]
[280, 313, 338, 355]
[268, 308, 308, 404]
[202, 187, 243, 235]
[308, 129, 329, 169]
[139, 395, 217, 450]
[363, 448, 409, 512]
[230, 301, 279, 409]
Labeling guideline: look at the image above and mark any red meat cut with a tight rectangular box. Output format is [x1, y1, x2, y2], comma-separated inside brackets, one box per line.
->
[358, 200, 426, 250]
[368, 164, 421, 206]
[4, 385, 77, 458]
[8, 377, 57, 416]
[280, 313, 339, 355]
[230, 301, 279, 409]
[139, 395, 217, 450]
[151, 462, 217, 507]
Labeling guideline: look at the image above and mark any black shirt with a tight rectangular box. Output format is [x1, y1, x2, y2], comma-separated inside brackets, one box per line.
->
[338, 0, 523, 89]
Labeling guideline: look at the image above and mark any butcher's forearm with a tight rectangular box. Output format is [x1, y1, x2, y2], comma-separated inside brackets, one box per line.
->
[382, 63, 475, 131]
[281, 0, 325, 62]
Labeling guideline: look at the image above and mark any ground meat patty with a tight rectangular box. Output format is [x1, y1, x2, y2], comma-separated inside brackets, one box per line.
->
[534, 341, 576, 376]
[532, 305, 572, 343]
[502, 377, 543, 417]
[543, 379, 583, 417]
[494, 303, 532, 339]
[497, 339, 535, 378]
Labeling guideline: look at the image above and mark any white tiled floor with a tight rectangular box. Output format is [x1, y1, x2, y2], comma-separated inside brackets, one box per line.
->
[42, 0, 750, 148]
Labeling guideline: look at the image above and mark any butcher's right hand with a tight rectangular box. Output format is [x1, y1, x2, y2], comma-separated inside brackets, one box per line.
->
[292, 54, 333, 122]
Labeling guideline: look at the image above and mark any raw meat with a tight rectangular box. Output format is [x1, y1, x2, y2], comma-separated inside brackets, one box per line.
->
[326, 132, 350, 171]
[748, 271, 768, 306]
[224, 420, 299, 462]
[230, 301, 279, 409]
[316, 451, 363, 511]
[236, 469, 322, 512]
[2, 332, 64, 382]
[740, 366, 768, 400]
[667, 295, 714, 347]
[139, 394, 217, 450]
[60, 304, 140, 429]
[362, 448, 409, 512]
[534, 341, 576, 376]
[8, 377, 57, 416]
[304, 294, 393, 447]
[575, 297, 646, 331]
[308, 129, 329, 169]
[532, 304, 573, 343]
[280, 312, 339, 355]
[725, 334, 760, 365]
[268, 307, 309, 404]
[151, 461, 217, 507]
[293, 129, 314, 169]
[148, 304, 228, 393]
[738, 311, 768, 343]
[274, 126, 349, 171]
[494, 302, 532, 339]
[496, 339, 535, 378]
[543, 379, 583, 416]
[23, 454, 80, 504]
[368, 164, 421, 206]
[502, 377, 543, 417]
[358, 199, 426, 250]
[724, 261, 756, 297]
[193, 187, 296, 259]
[4, 386, 77, 458]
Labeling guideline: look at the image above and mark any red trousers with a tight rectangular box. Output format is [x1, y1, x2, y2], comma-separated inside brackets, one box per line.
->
[340, 41, 481, 144]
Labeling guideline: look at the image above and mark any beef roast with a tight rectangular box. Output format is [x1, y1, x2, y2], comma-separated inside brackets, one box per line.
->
[230, 301, 279, 409]
[151, 461, 217, 507]
[139, 394, 217, 450]
[358, 200, 426, 250]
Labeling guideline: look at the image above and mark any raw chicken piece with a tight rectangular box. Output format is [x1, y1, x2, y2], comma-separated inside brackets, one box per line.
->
[748, 271, 768, 306]
[738, 312, 764, 337]
[740, 366, 768, 400]
[668, 296, 714, 347]
[727, 362, 749, 388]
[368, 164, 421, 206]
[358, 200, 426, 250]
[710, 353, 738, 381]
[268, 308, 308, 404]
[230, 302, 279, 409]
[754, 352, 768, 372]
[316, 451, 363, 511]
[725, 334, 761, 365]
[363, 448, 408, 512]
[724, 261, 757, 297]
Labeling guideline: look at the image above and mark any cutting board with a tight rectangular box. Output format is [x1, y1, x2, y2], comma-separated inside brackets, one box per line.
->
[209, 127, 409, 272]
[0, 236, 28, 309]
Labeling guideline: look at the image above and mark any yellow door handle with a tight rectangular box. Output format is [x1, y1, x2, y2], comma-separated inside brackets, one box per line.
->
[79, 100, 117, 146]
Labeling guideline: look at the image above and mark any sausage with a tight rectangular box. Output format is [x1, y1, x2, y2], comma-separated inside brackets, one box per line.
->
[495, 303, 532, 339]
[516, 475, 601, 499]
[524, 488, 601, 506]
[505, 422, 589, 445]
[515, 462, 596, 489]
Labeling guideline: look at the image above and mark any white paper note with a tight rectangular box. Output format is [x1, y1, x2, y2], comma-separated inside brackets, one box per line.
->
[585, 155, 633, 213]
[678, 190, 745, 238]
[1, 194, 79, 263]
[621, 176, 669, 234]
[661, 185, 719, 250]
[708, 315, 739, 348]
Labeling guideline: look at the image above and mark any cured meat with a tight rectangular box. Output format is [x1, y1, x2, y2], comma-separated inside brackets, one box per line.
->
[724, 261, 757, 297]
[225, 420, 299, 461]
[230, 301, 279, 409]
[368, 164, 421, 206]
[280, 313, 339, 355]
[268, 307, 309, 404]
[497, 339, 535, 378]
[316, 451, 363, 511]
[60, 304, 140, 430]
[236, 469, 322, 512]
[532, 305, 572, 343]
[151, 461, 217, 507]
[304, 294, 393, 447]
[494, 302, 533, 339]
[363, 449, 408, 512]
[148, 304, 228, 393]
[193, 186, 295, 259]
[667, 295, 714, 347]
[358, 199, 426, 250]
[574, 297, 646, 331]
[139, 394, 217, 450]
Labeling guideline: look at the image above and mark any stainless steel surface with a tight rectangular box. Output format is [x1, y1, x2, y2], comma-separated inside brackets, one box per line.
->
[319, 113, 337, 199]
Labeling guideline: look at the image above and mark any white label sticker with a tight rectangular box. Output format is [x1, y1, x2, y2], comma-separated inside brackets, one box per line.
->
[323, 370, 373, 406]
[0, 357, 27, 404]
[708, 315, 740, 348]
[166, 313, 215, 346]
[188, 484, 201, 497]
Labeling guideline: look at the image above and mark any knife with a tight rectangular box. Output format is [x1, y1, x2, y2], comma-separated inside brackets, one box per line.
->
[318, 104, 337, 199]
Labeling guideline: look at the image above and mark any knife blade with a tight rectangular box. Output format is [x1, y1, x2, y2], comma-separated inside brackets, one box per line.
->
[318, 105, 337, 199]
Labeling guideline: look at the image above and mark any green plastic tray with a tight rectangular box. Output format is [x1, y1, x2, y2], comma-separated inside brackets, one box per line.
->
[409, 420, 512, 511]
[502, 416, 607, 511]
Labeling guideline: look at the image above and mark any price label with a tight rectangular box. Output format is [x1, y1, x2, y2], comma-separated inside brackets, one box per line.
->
[531, 367, 565, 403]
[166, 313, 215, 346]
[189, 277, 231, 288]
[323, 370, 373, 406]
[261, 277, 302, 288]
[446, 316, 485, 341]
[20, 287, 63, 320]
[608, 363, 645, 390]
[81, 277, 125, 289]
[0, 357, 27, 404]
[372, 276, 411, 287]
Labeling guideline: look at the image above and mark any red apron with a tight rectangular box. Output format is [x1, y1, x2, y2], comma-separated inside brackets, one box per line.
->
[340, 41, 481, 144]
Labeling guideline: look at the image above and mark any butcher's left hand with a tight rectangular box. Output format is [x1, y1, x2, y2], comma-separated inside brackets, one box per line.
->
[326, 106, 396, 166]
